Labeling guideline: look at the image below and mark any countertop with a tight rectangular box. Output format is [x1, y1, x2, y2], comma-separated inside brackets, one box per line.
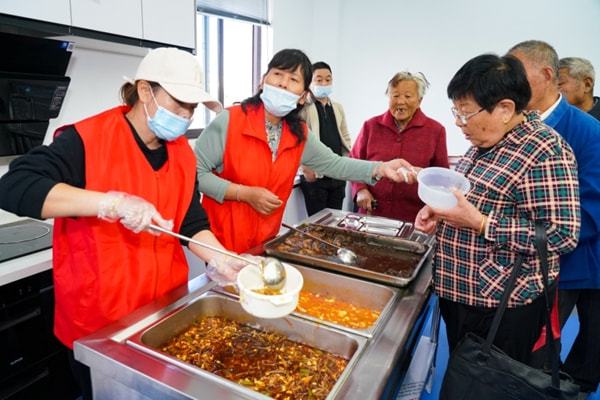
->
[0, 210, 53, 286]
[0, 248, 53, 286]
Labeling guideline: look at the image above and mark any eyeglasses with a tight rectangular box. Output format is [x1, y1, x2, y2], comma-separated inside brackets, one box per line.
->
[451, 107, 484, 125]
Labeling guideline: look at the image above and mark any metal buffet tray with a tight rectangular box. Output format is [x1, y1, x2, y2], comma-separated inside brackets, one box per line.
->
[127, 292, 367, 400]
[265, 209, 434, 287]
[320, 211, 430, 243]
[213, 263, 399, 338]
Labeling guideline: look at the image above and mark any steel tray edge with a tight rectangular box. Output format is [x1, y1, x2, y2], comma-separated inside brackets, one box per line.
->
[124, 292, 368, 400]
[263, 229, 432, 287]
[212, 264, 400, 339]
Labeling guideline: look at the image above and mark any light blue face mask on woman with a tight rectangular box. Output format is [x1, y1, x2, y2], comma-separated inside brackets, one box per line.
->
[144, 92, 192, 141]
[260, 83, 301, 117]
[311, 84, 333, 99]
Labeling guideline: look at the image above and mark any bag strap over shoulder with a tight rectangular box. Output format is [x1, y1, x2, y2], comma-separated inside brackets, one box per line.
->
[482, 253, 524, 353]
[482, 220, 562, 389]
[534, 221, 562, 389]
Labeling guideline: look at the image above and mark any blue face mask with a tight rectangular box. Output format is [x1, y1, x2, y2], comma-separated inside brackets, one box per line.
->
[144, 92, 192, 141]
[311, 84, 333, 99]
[260, 83, 301, 117]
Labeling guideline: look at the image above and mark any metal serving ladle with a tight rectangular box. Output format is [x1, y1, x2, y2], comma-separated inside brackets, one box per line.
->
[281, 222, 358, 265]
[149, 224, 286, 290]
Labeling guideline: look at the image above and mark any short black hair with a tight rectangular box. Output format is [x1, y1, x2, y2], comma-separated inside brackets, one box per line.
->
[312, 61, 331, 73]
[267, 49, 313, 90]
[447, 54, 531, 113]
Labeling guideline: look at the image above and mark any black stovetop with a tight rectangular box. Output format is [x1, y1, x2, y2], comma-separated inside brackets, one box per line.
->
[0, 219, 53, 263]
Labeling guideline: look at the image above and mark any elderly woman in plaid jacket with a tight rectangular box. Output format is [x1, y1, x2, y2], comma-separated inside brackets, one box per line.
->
[415, 53, 580, 366]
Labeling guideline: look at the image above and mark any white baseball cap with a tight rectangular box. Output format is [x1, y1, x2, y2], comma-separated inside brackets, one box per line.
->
[132, 47, 222, 112]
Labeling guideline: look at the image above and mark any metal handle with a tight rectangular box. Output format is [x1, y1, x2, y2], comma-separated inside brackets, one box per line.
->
[366, 236, 427, 255]
[0, 307, 41, 333]
[281, 222, 342, 251]
[148, 224, 256, 265]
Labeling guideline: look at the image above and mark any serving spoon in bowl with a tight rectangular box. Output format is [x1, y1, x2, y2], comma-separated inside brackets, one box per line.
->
[281, 222, 358, 265]
[149, 224, 286, 290]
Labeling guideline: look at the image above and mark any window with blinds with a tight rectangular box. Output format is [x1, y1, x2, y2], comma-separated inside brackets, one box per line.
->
[188, 1, 272, 132]
[197, 0, 270, 25]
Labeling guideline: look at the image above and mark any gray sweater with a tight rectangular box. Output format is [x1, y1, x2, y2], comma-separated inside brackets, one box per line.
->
[194, 109, 380, 203]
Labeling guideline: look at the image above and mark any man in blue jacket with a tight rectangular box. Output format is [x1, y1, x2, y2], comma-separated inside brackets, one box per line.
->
[510, 40, 600, 398]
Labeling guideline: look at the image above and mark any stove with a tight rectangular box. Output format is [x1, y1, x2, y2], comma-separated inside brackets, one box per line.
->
[0, 219, 53, 263]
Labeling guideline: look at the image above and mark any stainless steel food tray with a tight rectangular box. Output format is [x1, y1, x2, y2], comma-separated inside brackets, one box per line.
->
[315, 210, 432, 244]
[126, 292, 367, 400]
[213, 263, 399, 338]
[263, 209, 433, 287]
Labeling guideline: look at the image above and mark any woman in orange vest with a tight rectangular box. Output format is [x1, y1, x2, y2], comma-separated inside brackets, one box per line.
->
[0, 48, 241, 399]
[195, 49, 418, 254]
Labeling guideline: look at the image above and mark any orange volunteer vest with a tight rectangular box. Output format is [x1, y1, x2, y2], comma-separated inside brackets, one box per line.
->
[52, 106, 196, 348]
[202, 104, 306, 253]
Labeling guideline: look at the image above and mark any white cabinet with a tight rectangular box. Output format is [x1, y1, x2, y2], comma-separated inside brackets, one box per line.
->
[142, 0, 196, 49]
[1, 0, 196, 48]
[0, 0, 71, 25]
[70, 0, 143, 39]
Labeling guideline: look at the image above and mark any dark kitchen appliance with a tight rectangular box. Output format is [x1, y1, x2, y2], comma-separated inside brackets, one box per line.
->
[0, 269, 79, 400]
[0, 219, 79, 399]
[0, 31, 72, 157]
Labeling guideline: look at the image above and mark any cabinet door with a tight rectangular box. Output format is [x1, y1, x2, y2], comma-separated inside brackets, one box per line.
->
[71, 0, 143, 39]
[0, 0, 71, 25]
[142, 0, 196, 49]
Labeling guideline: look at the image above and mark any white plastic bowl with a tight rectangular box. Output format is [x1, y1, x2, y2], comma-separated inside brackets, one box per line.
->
[237, 262, 303, 319]
[417, 167, 471, 209]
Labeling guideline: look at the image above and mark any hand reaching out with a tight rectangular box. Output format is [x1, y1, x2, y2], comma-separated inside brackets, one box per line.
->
[375, 159, 420, 184]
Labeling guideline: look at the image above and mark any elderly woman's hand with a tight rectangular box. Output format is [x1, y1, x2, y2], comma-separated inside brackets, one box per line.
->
[415, 205, 438, 234]
[431, 189, 484, 233]
[356, 188, 376, 212]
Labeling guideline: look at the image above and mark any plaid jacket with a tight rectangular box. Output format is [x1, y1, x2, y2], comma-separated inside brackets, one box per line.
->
[433, 112, 580, 308]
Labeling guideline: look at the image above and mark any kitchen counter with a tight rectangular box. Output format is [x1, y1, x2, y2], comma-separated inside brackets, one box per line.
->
[0, 210, 53, 286]
[74, 257, 433, 399]
[0, 248, 52, 286]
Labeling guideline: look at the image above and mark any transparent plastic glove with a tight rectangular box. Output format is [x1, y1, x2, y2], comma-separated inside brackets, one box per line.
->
[206, 254, 263, 286]
[97, 191, 173, 234]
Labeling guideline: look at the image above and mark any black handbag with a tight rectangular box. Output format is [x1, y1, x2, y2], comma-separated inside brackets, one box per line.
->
[439, 221, 580, 399]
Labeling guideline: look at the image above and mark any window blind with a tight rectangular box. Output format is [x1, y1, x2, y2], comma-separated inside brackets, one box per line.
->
[197, 0, 270, 25]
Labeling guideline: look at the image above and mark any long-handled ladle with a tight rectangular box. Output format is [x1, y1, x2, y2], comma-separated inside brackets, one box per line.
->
[281, 222, 358, 265]
[149, 224, 286, 290]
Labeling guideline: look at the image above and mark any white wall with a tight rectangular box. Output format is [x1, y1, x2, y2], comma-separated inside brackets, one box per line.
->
[272, 0, 600, 156]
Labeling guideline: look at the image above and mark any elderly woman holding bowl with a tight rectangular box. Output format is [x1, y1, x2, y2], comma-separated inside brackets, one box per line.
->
[415, 54, 580, 366]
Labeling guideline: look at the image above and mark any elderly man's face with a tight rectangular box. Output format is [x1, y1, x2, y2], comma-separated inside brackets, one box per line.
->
[558, 68, 587, 107]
